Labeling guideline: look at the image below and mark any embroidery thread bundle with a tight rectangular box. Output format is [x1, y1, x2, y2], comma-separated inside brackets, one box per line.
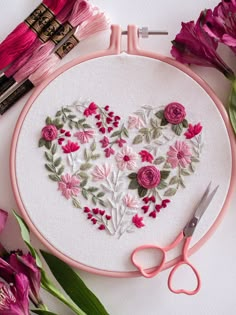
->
[0, 12, 110, 115]
[0, 0, 93, 96]
[0, 0, 69, 70]
[38, 99, 203, 238]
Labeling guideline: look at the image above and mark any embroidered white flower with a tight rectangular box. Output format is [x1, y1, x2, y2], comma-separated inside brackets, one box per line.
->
[123, 194, 140, 209]
[92, 164, 111, 181]
[115, 146, 138, 171]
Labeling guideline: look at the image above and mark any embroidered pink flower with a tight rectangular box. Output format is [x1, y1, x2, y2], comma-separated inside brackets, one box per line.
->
[164, 102, 186, 125]
[123, 194, 140, 209]
[104, 147, 115, 158]
[139, 150, 154, 163]
[132, 214, 145, 228]
[58, 174, 80, 199]
[116, 138, 126, 147]
[62, 140, 80, 154]
[184, 123, 202, 139]
[41, 124, 58, 141]
[92, 164, 111, 181]
[115, 146, 138, 171]
[137, 166, 161, 189]
[74, 130, 94, 144]
[128, 115, 145, 129]
[83, 102, 97, 117]
[100, 136, 109, 148]
[167, 141, 192, 168]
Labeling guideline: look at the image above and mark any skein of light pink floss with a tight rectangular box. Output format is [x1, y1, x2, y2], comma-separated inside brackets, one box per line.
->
[0, 0, 78, 96]
[0, 0, 69, 70]
[0, 0, 93, 95]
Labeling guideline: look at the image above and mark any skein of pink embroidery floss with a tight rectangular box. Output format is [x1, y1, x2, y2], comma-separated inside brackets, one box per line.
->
[0, 0, 93, 96]
[0, 0, 69, 70]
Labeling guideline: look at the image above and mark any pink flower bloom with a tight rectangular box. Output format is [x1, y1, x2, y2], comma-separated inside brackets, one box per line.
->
[132, 214, 145, 228]
[83, 102, 97, 117]
[128, 115, 145, 129]
[62, 140, 80, 154]
[123, 194, 140, 209]
[137, 166, 161, 189]
[171, 12, 234, 79]
[74, 130, 94, 144]
[58, 174, 80, 199]
[115, 146, 138, 171]
[184, 123, 202, 139]
[116, 138, 126, 147]
[164, 102, 186, 125]
[167, 141, 192, 168]
[0, 209, 8, 234]
[41, 124, 58, 141]
[139, 150, 154, 163]
[104, 147, 115, 158]
[100, 136, 109, 148]
[92, 164, 111, 181]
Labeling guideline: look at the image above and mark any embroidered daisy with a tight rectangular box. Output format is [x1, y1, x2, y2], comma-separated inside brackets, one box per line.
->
[115, 146, 138, 171]
[167, 141, 192, 168]
[58, 174, 80, 199]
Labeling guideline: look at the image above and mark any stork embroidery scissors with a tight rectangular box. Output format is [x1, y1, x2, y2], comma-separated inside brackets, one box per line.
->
[131, 182, 219, 295]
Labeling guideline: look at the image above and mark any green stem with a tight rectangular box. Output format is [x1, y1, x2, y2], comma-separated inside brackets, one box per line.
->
[228, 78, 236, 135]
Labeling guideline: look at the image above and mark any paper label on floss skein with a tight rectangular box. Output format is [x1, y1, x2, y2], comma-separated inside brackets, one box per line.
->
[51, 22, 73, 45]
[30, 9, 55, 35]
[39, 19, 62, 43]
[25, 4, 47, 27]
[55, 35, 79, 59]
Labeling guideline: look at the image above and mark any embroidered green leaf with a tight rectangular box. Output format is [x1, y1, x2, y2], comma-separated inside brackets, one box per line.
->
[189, 163, 195, 173]
[72, 198, 81, 209]
[157, 180, 168, 190]
[110, 130, 121, 138]
[39, 138, 46, 147]
[78, 118, 86, 124]
[150, 118, 159, 128]
[56, 110, 62, 117]
[99, 199, 107, 207]
[78, 172, 89, 179]
[46, 117, 52, 125]
[45, 164, 56, 173]
[91, 154, 100, 160]
[163, 162, 171, 169]
[160, 118, 168, 126]
[122, 127, 129, 138]
[68, 115, 76, 119]
[80, 179, 88, 188]
[82, 189, 88, 200]
[169, 176, 179, 185]
[45, 152, 53, 162]
[128, 179, 139, 189]
[90, 141, 96, 152]
[57, 123, 64, 129]
[145, 133, 151, 143]
[88, 187, 99, 193]
[133, 135, 143, 144]
[172, 123, 183, 136]
[49, 174, 61, 182]
[97, 192, 105, 198]
[80, 163, 92, 171]
[82, 123, 92, 129]
[152, 128, 161, 139]
[164, 188, 177, 197]
[155, 110, 164, 119]
[84, 149, 90, 161]
[92, 196, 97, 205]
[128, 173, 137, 179]
[57, 166, 64, 176]
[191, 156, 200, 163]
[51, 143, 57, 155]
[69, 121, 74, 129]
[154, 157, 165, 165]
[45, 141, 52, 150]
[160, 170, 170, 180]
[139, 128, 149, 135]
[182, 119, 188, 128]
[63, 108, 72, 113]
[180, 169, 190, 176]
[53, 118, 61, 127]
[62, 116, 66, 123]
[53, 157, 62, 167]
[138, 186, 148, 197]
[180, 178, 186, 188]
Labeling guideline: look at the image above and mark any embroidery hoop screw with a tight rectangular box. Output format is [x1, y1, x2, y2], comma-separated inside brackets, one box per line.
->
[122, 27, 168, 38]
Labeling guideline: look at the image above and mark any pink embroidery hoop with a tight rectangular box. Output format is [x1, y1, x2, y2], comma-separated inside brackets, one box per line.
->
[10, 25, 236, 277]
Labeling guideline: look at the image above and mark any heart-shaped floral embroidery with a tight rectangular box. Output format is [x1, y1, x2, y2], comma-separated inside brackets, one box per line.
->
[38, 99, 203, 238]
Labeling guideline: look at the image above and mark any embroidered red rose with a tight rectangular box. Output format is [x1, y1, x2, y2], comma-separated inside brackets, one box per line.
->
[137, 166, 161, 189]
[184, 123, 202, 139]
[41, 125, 58, 141]
[164, 102, 186, 125]
[139, 150, 154, 163]
[62, 140, 80, 154]
[83, 102, 97, 117]
[132, 214, 145, 228]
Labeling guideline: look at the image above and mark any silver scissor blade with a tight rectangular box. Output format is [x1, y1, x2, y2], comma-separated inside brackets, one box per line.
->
[194, 185, 219, 221]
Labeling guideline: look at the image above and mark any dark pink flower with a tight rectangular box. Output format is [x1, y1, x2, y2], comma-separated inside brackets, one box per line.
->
[41, 124, 58, 141]
[104, 147, 115, 158]
[132, 214, 145, 228]
[171, 12, 235, 79]
[139, 150, 154, 163]
[167, 141, 192, 168]
[0, 209, 8, 234]
[100, 136, 109, 148]
[83, 102, 97, 117]
[164, 102, 186, 125]
[137, 166, 161, 189]
[62, 140, 80, 154]
[116, 138, 126, 147]
[184, 123, 202, 139]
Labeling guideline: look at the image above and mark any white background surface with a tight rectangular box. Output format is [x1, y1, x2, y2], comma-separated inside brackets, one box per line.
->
[1, 0, 236, 314]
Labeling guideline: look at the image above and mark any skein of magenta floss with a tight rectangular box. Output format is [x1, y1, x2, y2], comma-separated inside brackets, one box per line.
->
[0, 0, 79, 96]
[0, 0, 69, 70]
[0, 0, 93, 95]
[0, 12, 110, 115]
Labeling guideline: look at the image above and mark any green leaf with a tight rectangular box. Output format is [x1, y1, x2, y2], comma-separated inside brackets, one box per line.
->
[45, 164, 56, 173]
[53, 157, 62, 167]
[139, 128, 149, 135]
[45, 141, 52, 150]
[110, 130, 121, 138]
[13, 211, 42, 268]
[46, 117, 52, 125]
[169, 176, 179, 185]
[53, 118, 61, 127]
[48, 174, 61, 182]
[90, 141, 96, 152]
[97, 192, 105, 198]
[45, 152, 53, 162]
[180, 169, 190, 176]
[152, 128, 161, 139]
[41, 250, 109, 315]
[92, 196, 97, 205]
[164, 188, 177, 197]
[39, 138, 46, 147]
[154, 156, 165, 165]
[133, 135, 143, 144]
[87, 187, 99, 193]
[160, 118, 168, 126]
[99, 199, 107, 207]
[157, 180, 168, 190]
[82, 189, 89, 200]
[172, 123, 183, 136]
[128, 173, 137, 179]
[78, 118, 86, 123]
[182, 119, 188, 128]
[138, 186, 148, 197]
[68, 115, 76, 119]
[91, 154, 100, 160]
[191, 156, 200, 163]
[82, 123, 92, 129]
[229, 81, 236, 135]
[78, 172, 88, 179]
[155, 110, 164, 119]
[160, 170, 170, 180]
[32, 310, 58, 315]
[72, 198, 81, 209]
[189, 163, 195, 173]
[84, 149, 90, 161]
[122, 127, 129, 138]
[145, 133, 151, 143]
[63, 108, 72, 113]
[150, 118, 159, 128]
[51, 144, 57, 155]
[163, 162, 171, 169]
[56, 110, 62, 117]
[80, 179, 88, 188]
[57, 166, 65, 176]
[128, 179, 139, 189]
[80, 163, 92, 171]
